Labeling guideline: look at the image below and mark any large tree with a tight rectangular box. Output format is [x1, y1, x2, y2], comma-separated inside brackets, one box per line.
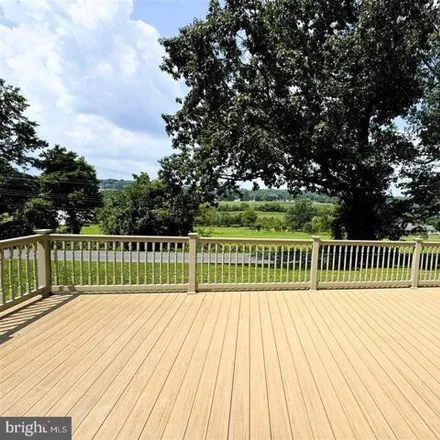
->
[0, 79, 53, 238]
[36, 145, 102, 234]
[160, 0, 438, 239]
[402, 15, 440, 224]
[0, 79, 47, 167]
[99, 173, 199, 236]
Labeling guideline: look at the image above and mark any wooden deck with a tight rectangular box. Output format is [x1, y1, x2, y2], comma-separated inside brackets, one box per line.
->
[1, 288, 440, 439]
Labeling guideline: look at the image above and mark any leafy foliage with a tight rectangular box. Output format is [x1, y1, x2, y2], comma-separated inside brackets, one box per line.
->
[36, 145, 102, 234]
[160, 0, 438, 239]
[99, 173, 199, 236]
[0, 79, 101, 238]
[286, 199, 317, 231]
[0, 79, 47, 166]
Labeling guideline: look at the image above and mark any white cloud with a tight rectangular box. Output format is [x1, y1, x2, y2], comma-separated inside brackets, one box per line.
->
[0, 0, 182, 178]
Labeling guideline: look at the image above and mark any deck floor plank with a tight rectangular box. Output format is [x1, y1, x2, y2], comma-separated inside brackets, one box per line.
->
[1, 288, 440, 439]
[324, 292, 438, 438]
[3, 295, 158, 415]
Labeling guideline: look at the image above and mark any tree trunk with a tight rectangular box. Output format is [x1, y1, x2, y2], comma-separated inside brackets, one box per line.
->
[337, 193, 384, 240]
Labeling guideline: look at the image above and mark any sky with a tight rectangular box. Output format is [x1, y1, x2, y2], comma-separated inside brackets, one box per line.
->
[0, 0, 209, 179]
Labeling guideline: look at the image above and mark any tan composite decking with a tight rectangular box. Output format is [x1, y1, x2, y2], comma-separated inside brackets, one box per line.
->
[1, 288, 440, 439]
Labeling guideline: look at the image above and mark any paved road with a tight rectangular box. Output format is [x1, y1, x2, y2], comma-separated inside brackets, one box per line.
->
[4, 250, 311, 265]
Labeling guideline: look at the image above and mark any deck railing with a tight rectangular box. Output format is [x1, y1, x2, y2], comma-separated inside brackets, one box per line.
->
[0, 230, 439, 311]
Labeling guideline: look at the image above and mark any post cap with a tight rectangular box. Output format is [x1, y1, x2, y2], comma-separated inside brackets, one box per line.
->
[188, 232, 199, 237]
[414, 236, 423, 242]
[312, 236, 321, 241]
[33, 229, 53, 235]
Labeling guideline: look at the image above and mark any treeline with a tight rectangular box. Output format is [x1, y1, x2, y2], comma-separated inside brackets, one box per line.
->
[218, 189, 337, 203]
[1, 79, 102, 239]
[197, 199, 335, 234]
[218, 202, 287, 212]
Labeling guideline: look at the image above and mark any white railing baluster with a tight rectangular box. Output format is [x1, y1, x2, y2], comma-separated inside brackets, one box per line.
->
[235, 244, 239, 283]
[96, 241, 100, 286]
[105, 242, 109, 285]
[33, 243, 38, 289]
[113, 241, 116, 284]
[0, 249, 4, 305]
[88, 241, 92, 285]
[137, 242, 140, 285]
[386, 246, 391, 281]
[221, 244, 225, 283]
[325, 245, 330, 283]
[254, 244, 258, 283]
[128, 242, 133, 285]
[181, 242, 185, 285]
[241, 245, 246, 283]
[121, 241, 125, 284]
[17, 245, 23, 297]
[353, 246, 359, 282]
[227, 245, 232, 284]
[152, 242, 156, 285]
[359, 246, 368, 281]
[347, 245, 353, 282]
[215, 243, 219, 284]
[167, 242, 171, 285]
[267, 245, 272, 283]
[53, 241, 58, 286]
[319, 245, 325, 283]
[207, 243, 211, 284]
[145, 241, 149, 284]
[294, 245, 299, 283]
[8, 248, 13, 300]
[79, 241, 84, 285]
[429, 247, 435, 281]
[200, 243, 204, 285]
[174, 242, 178, 284]
[159, 242, 163, 285]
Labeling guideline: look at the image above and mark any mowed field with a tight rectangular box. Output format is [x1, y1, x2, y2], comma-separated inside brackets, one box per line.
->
[81, 224, 331, 239]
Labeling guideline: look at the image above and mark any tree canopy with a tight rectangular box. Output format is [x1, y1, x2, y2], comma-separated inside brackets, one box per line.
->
[36, 145, 102, 234]
[0, 79, 101, 238]
[160, 0, 439, 239]
[0, 79, 47, 167]
[99, 173, 199, 237]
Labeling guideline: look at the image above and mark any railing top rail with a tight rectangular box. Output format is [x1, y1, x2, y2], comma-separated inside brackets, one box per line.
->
[198, 237, 313, 245]
[421, 241, 440, 247]
[320, 239, 416, 246]
[0, 234, 41, 249]
[49, 234, 189, 243]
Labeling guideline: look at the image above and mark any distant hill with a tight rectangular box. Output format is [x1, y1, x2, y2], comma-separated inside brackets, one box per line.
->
[99, 179, 133, 190]
[99, 180, 337, 203]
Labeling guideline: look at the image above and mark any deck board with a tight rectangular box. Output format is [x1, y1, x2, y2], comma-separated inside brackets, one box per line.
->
[1, 288, 440, 439]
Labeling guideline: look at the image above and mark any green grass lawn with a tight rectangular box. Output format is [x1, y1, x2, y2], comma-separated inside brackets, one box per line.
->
[218, 201, 334, 208]
[80, 224, 329, 239]
[222, 211, 286, 218]
[81, 224, 102, 235]
[2, 259, 419, 302]
[81, 223, 440, 241]
[199, 227, 331, 239]
[4, 249, 440, 303]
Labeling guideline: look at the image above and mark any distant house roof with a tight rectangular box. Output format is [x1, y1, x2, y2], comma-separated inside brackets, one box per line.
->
[405, 223, 437, 232]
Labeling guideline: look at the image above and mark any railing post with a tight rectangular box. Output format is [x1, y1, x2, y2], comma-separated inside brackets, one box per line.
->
[411, 237, 423, 289]
[188, 233, 199, 294]
[310, 236, 321, 291]
[34, 229, 53, 296]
